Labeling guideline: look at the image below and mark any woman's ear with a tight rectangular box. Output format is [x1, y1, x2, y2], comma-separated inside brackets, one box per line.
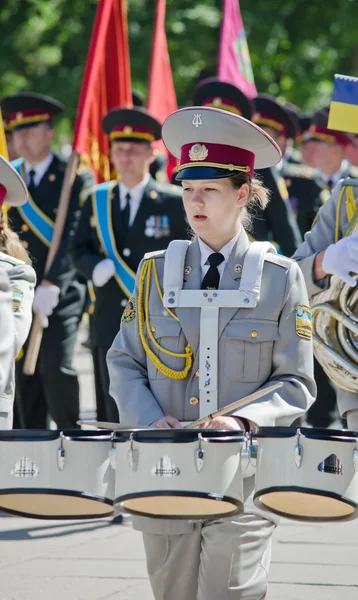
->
[237, 183, 249, 208]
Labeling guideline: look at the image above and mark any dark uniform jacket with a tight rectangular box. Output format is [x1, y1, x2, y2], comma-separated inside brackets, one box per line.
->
[9, 154, 94, 321]
[252, 167, 302, 256]
[70, 177, 190, 349]
[281, 162, 329, 237]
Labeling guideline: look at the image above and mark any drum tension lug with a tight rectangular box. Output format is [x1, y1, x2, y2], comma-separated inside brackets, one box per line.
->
[109, 432, 116, 470]
[128, 433, 139, 472]
[353, 449, 358, 472]
[195, 433, 205, 472]
[57, 432, 65, 471]
[294, 429, 303, 469]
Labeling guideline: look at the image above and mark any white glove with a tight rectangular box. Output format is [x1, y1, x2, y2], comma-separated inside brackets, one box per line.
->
[92, 259, 116, 287]
[322, 230, 358, 286]
[346, 409, 358, 431]
[33, 284, 61, 328]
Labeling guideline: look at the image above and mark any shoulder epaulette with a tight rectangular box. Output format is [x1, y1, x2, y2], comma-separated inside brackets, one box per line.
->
[283, 163, 315, 179]
[341, 177, 358, 186]
[0, 251, 25, 267]
[144, 249, 166, 261]
[264, 253, 293, 269]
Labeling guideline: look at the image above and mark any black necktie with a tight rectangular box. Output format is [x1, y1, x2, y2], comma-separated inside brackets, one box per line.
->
[121, 192, 131, 236]
[201, 252, 225, 290]
[327, 179, 334, 191]
[28, 169, 36, 192]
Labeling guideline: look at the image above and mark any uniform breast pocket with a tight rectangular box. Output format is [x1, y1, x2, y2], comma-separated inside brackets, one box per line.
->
[223, 320, 279, 383]
[146, 316, 184, 380]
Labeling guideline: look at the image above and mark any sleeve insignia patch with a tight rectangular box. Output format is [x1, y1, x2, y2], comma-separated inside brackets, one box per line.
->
[12, 288, 24, 312]
[121, 297, 136, 324]
[295, 304, 312, 339]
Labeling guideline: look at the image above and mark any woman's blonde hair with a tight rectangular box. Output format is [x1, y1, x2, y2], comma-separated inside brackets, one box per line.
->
[229, 172, 270, 232]
[0, 219, 32, 264]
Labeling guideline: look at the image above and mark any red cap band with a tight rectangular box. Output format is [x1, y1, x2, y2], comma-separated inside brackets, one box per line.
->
[202, 97, 242, 115]
[179, 142, 255, 177]
[309, 124, 349, 147]
[0, 184, 7, 207]
[252, 112, 287, 136]
[110, 124, 155, 142]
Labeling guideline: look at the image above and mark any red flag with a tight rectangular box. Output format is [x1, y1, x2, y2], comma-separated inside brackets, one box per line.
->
[218, 0, 257, 99]
[147, 0, 178, 181]
[73, 0, 132, 182]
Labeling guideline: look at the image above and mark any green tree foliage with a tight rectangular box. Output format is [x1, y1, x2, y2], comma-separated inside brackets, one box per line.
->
[0, 0, 357, 137]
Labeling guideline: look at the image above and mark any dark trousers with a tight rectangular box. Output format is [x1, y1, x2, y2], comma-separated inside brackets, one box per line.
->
[92, 345, 119, 423]
[306, 358, 338, 428]
[14, 313, 81, 429]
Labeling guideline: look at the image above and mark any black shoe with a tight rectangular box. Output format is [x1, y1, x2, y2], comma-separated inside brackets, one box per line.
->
[111, 513, 124, 524]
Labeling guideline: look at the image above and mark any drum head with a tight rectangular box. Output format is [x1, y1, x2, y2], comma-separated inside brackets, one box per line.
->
[254, 488, 357, 521]
[117, 492, 242, 519]
[0, 490, 113, 519]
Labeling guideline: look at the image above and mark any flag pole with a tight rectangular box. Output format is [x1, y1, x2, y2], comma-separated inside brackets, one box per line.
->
[23, 151, 80, 375]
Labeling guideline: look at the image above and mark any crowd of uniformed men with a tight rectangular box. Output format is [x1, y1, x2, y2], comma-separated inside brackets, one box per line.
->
[0, 78, 357, 432]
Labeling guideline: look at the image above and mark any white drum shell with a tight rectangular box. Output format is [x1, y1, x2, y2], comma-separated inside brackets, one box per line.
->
[0, 435, 115, 519]
[254, 433, 358, 521]
[114, 437, 245, 519]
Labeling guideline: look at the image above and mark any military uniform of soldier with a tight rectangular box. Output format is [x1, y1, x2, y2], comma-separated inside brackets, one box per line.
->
[306, 108, 358, 190]
[0, 92, 94, 429]
[108, 106, 315, 600]
[190, 81, 302, 257]
[0, 155, 36, 428]
[293, 176, 358, 430]
[70, 107, 189, 424]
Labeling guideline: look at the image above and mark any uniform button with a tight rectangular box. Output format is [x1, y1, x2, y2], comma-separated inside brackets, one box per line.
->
[189, 396, 199, 406]
[120, 299, 127, 307]
[22, 241, 29, 249]
[250, 330, 258, 338]
[123, 248, 131, 257]
[195, 369, 200, 378]
[151, 326, 156, 333]
[234, 263, 242, 274]
[21, 224, 29, 232]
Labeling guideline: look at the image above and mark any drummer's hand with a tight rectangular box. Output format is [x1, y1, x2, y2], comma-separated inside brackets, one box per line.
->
[202, 416, 244, 430]
[151, 416, 182, 429]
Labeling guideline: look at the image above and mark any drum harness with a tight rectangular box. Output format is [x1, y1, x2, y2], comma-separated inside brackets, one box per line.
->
[138, 239, 276, 420]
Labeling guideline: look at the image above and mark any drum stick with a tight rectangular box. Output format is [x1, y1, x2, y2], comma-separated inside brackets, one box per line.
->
[185, 381, 283, 429]
[77, 420, 151, 430]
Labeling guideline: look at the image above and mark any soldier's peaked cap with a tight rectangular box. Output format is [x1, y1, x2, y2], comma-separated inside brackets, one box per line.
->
[162, 106, 281, 181]
[192, 78, 253, 120]
[253, 94, 298, 139]
[102, 107, 161, 143]
[1, 92, 64, 131]
[0, 155, 28, 207]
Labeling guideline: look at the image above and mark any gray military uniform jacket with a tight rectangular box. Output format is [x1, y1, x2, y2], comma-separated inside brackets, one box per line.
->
[0, 268, 14, 397]
[0, 252, 36, 419]
[293, 178, 358, 415]
[108, 230, 316, 533]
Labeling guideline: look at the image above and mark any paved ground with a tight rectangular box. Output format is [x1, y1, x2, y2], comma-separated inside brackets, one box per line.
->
[0, 326, 357, 599]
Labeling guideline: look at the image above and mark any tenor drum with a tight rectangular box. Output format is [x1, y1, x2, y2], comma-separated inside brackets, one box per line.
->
[0, 430, 115, 519]
[113, 429, 246, 519]
[254, 427, 358, 521]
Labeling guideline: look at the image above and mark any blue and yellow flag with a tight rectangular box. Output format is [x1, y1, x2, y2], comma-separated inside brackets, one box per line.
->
[0, 109, 9, 160]
[328, 74, 358, 135]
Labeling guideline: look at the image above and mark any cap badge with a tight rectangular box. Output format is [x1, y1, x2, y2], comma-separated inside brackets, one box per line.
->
[192, 113, 202, 128]
[213, 97, 222, 106]
[123, 126, 133, 134]
[189, 143, 208, 161]
[16, 112, 23, 121]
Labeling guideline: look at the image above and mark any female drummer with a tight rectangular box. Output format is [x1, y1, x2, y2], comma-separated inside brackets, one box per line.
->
[107, 107, 316, 600]
[0, 155, 36, 428]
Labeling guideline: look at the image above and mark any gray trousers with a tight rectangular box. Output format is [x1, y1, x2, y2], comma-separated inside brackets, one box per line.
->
[142, 512, 275, 600]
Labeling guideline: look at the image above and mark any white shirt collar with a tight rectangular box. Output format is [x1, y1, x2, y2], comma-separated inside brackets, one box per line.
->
[198, 231, 241, 268]
[119, 173, 150, 205]
[318, 160, 349, 187]
[24, 152, 54, 185]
